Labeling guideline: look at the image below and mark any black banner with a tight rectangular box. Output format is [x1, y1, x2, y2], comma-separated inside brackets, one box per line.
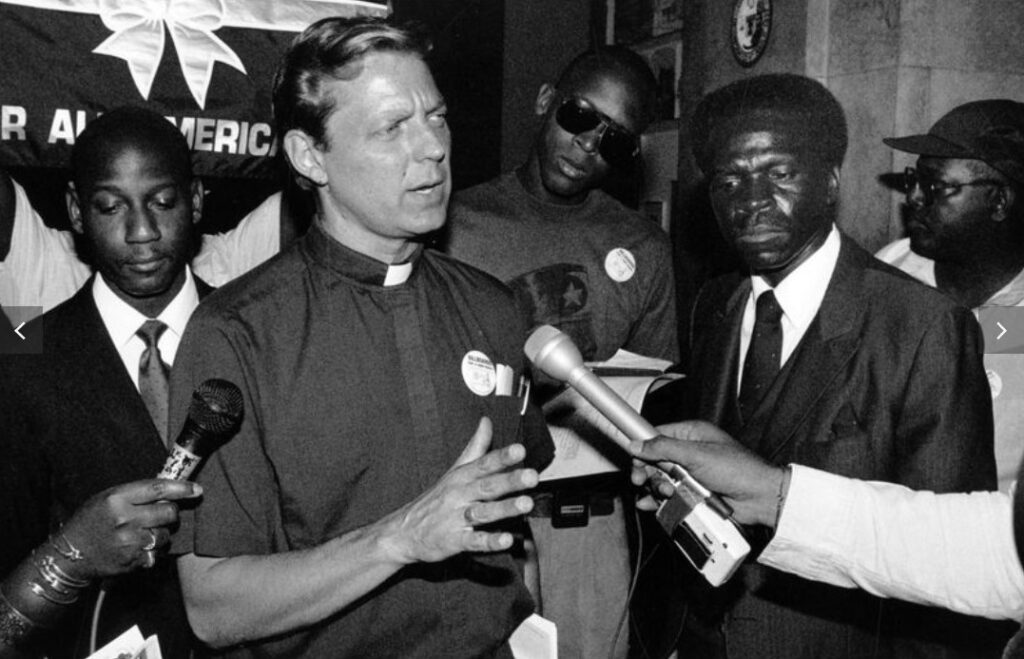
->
[0, 0, 388, 180]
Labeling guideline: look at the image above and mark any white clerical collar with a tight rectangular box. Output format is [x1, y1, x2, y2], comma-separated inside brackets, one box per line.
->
[383, 262, 413, 287]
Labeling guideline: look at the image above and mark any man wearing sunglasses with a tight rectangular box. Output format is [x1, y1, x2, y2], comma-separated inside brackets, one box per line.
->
[876, 100, 1024, 495]
[441, 47, 678, 659]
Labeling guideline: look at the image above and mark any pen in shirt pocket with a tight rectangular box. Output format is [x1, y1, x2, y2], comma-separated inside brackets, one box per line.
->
[495, 363, 514, 396]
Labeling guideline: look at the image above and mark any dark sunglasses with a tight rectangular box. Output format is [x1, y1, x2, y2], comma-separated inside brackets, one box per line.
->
[903, 166, 1004, 205]
[554, 98, 640, 168]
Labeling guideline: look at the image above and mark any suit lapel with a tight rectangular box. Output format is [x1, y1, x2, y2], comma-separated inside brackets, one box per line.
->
[699, 280, 750, 427]
[752, 237, 867, 461]
[49, 286, 168, 465]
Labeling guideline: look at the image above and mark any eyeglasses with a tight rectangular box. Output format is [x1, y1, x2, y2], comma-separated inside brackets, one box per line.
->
[903, 167, 1004, 204]
[554, 97, 640, 168]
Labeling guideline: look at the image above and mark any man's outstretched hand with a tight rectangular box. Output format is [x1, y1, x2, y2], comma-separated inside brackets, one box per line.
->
[379, 417, 538, 565]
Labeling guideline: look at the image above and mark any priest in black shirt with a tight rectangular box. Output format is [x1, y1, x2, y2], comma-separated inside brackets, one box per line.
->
[169, 16, 553, 658]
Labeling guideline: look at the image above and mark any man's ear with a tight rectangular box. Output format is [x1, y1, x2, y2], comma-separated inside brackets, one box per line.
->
[992, 184, 1015, 223]
[826, 165, 841, 205]
[190, 178, 204, 225]
[535, 83, 557, 117]
[282, 129, 328, 188]
[66, 182, 84, 235]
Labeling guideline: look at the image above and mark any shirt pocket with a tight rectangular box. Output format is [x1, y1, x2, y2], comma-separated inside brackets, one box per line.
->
[485, 395, 527, 451]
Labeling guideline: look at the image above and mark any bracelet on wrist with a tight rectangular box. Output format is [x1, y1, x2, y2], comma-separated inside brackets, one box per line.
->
[28, 549, 91, 606]
[48, 527, 85, 563]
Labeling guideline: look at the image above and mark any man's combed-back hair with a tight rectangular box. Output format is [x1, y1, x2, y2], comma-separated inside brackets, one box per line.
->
[690, 73, 848, 173]
[556, 45, 659, 128]
[272, 16, 432, 150]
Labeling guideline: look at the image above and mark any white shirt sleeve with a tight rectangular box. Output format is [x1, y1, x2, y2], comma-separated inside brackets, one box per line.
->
[759, 464, 1024, 621]
[191, 192, 281, 287]
[0, 179, 90, 311]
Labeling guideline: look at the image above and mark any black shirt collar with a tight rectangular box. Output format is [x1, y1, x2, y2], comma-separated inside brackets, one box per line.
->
[304, 223, 421, 287]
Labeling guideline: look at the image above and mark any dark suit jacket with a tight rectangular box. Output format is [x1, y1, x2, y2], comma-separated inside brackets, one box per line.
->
[681, 234, 1008, 658]
[0, 275, 212, 659]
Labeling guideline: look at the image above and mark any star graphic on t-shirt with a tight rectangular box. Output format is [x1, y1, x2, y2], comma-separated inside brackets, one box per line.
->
[563, 281, 585, 310]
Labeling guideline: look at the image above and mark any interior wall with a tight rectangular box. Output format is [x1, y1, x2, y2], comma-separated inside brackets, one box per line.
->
[885, 0, 1024, 243]
[501, 0, 594, 174]
[677, 0, 1024, 257]
[395, 0, 506, 192]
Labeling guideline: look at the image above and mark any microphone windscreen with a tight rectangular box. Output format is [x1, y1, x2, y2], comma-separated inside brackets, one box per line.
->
[159, 379, 243, 480]
[524, 325, 583, 383]
[188, 378, 243, 436]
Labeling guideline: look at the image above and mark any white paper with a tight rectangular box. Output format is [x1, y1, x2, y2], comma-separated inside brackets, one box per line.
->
[539, 349, 682, 481]
[509, 613, 558, 659]
[86, 625, 163, 659]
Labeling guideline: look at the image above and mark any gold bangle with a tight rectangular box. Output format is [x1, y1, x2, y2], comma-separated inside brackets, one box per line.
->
[39, 554, 89, 589]
[49, 529, 84, 562]
[29, 581, 78, 606]
[0, 588, 39, 649]
[29, 551, 89, 605]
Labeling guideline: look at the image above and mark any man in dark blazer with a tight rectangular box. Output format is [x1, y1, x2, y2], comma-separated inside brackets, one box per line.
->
[0, 107, 210, 658]
[677, 74, 1007, 658]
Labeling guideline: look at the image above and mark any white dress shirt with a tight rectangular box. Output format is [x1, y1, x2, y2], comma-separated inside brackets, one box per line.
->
[92, 268, 200, 389]
[737, 224, 841, 390]
[760, 464, 1024, 621]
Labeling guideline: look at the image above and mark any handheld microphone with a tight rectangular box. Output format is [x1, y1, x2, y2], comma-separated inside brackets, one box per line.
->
[157, 378, 243, 480]
[92, 379, 244, 653]
[524, 325, 749, 586]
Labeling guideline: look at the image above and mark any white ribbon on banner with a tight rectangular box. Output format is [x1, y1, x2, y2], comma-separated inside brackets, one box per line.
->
[94, 0, 245, 109]
[0, 0, 389, 109]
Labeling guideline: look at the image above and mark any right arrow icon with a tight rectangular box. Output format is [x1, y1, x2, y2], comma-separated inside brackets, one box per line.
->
[998, 322, 1007, 340]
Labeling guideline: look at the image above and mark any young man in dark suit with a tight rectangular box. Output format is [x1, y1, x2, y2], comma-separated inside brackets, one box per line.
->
[0, 106, 210, 658]
[678, 74, 1005, 658]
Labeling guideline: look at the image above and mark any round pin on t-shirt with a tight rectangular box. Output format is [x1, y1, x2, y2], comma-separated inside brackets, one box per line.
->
[462, 350, 497, 396]
[604, 248, 636, 283]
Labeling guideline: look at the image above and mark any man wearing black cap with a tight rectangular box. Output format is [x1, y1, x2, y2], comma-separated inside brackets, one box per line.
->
[878, 99, 1024, 493]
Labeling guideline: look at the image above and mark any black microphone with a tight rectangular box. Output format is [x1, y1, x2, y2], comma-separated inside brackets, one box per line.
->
[157, 378, 243, 480]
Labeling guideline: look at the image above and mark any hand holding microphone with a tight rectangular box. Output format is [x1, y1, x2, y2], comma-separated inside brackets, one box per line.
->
[59, 379, 245, 579]
[140, 378, 243, 563]
[524, 325, 749, 586]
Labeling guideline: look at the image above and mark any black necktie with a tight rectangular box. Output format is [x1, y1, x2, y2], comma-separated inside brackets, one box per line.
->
[738, 290, 783, 422]
[137, 319, 170, 444]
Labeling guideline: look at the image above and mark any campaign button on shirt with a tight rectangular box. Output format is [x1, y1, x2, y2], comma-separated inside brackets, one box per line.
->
[604, 248, 636, 283]
[462, 350, 497, 396]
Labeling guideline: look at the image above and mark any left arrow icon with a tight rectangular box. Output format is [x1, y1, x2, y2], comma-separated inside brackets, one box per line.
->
[13, 322, 26, 340]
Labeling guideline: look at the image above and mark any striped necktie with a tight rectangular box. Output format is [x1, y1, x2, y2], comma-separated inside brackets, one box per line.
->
[738, 290, 783, 422]
[137, 319, 171, 444]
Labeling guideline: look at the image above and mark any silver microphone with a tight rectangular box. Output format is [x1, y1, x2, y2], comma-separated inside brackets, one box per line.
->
[524, 325, 749, 586]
